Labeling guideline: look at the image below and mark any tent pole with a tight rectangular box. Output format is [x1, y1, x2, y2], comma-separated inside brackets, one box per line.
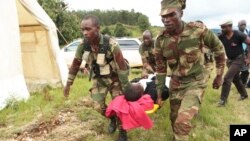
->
[57, 28, 68, 45]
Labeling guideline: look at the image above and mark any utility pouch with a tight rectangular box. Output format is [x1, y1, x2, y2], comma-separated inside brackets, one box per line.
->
[100, 64, 110, 75]
[144, 51, 149, 57]
[83, 51, 90, 61]
[97, 53, 106, 66]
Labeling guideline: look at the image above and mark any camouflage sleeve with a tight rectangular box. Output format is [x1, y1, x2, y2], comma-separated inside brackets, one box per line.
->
[139, 44, 143, 55]
[109, 38, 127, 71]
[154, 35, 167, 95]
[75, 40, 84, 59]
[203, 29, 226, 76]
[67, 43, 84, 85]
[109, 38, 129, 90]
[139, 44, 148, 65]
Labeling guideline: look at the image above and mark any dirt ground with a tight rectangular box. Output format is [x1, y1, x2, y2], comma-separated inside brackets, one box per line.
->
[1, 98, 115, 141]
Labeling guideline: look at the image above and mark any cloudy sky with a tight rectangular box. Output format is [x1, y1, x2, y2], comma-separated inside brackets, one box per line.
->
[65, 0, 250, 28]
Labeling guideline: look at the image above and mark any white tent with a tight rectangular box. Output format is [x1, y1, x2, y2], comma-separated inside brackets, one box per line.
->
[0, 0, 68, 110]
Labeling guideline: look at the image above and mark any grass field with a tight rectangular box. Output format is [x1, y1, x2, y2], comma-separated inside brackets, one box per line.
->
[0, 68, 250, 141]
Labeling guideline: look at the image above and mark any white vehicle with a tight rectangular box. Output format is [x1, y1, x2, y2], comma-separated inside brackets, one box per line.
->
[116, 38, 143, 67]
[61, 37, 143, 69]
[60, 39, 86, 69]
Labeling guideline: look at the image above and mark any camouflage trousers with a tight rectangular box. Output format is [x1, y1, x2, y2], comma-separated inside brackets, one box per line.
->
[204, 62, 214, 82]
[89, 77, 122, 116]
[170, 87, 205, 141]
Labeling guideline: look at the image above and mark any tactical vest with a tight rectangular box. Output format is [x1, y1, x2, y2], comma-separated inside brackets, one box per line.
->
[83, 36, 112, 76]
[142, 43, 156, 69]
[83, 36, 129, 77]
[83, 35, 112, 61]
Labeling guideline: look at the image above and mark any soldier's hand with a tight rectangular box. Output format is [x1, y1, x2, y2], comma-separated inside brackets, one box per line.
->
[83, 67, 89, 75]
[156, 97, 163, 108]
[63, 84, 71, 97]
[212, 75, 223, 89]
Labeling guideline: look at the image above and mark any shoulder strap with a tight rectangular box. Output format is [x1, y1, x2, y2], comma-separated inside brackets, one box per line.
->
[83, 38, 91, 52]
[83, 35, 111, 53]
[99, 35, 110, 54]
[100, 35, 114, 64]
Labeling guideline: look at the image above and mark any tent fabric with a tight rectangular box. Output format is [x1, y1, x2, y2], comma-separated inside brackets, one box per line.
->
[0, 0, 29, 110]
[19, 0, 68, 87]
[0, 0, 68, 110]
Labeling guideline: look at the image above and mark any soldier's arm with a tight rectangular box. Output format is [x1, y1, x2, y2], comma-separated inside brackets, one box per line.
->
[139, 44, 148, 66]
[110, 38, 129, 91]
[66, 42, 84, 85]
[203, 29, 226, 76]
[203, 28, 225, 89]
[63, 41, 84, 97]
[139, 44, 154, 75]
[154, 36, 167, 103]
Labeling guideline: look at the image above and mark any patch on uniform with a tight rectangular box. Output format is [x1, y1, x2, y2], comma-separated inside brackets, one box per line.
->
[82, 51, 90, 61]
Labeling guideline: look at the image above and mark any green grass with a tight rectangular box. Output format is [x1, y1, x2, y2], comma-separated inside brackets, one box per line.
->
[0, 69, 250, 141]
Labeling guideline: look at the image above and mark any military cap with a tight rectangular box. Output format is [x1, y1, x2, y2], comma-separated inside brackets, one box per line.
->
[219, 20, 233, 26]
[160, 0, 186, 16]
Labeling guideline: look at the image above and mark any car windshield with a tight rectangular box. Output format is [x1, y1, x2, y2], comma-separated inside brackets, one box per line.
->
[117, 40, 139, 50]
[64, 41, 80, 52]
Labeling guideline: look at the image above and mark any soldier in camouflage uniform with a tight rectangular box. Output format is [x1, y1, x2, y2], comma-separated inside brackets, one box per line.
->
[63, 15, 129, 141]
[155, 0, 226, 141]
[139, 30, 156, 78]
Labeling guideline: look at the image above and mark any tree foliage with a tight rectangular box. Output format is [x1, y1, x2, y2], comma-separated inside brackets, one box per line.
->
[38, 0, 81, 45]
[101, 27, 112, 36]
[38, 0, 152, 45]
[114, 23, 131, 37]
[138, 15, 150, 32]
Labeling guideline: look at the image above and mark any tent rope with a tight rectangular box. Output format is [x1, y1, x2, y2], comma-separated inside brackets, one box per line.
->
[57, 28, 68, 45]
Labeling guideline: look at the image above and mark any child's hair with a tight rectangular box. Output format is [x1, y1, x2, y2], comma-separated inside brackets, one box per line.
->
[124, 83, 144, 102]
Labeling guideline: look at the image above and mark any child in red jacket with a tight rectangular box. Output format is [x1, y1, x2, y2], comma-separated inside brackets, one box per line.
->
[106, 83, 154, 141]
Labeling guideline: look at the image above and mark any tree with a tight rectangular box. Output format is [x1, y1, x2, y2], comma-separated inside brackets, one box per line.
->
[114, 23, 131, 37]
[137, 15, 150, 32]
[38, 0, 81, 45]
[38, 0, 152, 44]
[101, 27, 112, 36]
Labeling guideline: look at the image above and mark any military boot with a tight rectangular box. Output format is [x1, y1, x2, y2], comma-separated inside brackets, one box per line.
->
[117, 128, 127, 141]
[108, 116, 117, 134]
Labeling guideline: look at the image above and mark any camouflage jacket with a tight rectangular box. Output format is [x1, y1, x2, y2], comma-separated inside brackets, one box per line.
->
[67, 34, 128, 86]
[139, 41, 156, 71]
[155, 21, 225, 91]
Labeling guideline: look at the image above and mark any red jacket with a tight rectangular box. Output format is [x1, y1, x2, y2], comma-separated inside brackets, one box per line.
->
[105, 95, 154, 130]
